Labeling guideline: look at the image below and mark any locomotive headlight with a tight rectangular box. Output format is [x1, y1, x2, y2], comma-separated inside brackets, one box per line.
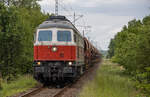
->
[52, 47, 57, 52]
[37, 62, 41, 66]
[68, 62, 72, 66]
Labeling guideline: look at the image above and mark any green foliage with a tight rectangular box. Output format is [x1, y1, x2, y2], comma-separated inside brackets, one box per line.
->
[107, 15, 150, 96]
[0, 1, 48, 80]
[0, 75, 37, 97]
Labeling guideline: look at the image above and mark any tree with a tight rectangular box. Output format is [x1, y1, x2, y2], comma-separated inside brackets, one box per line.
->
[0, 1, 48, 80]
[107, 39, 115, 58]
[107, 15, 150, 96]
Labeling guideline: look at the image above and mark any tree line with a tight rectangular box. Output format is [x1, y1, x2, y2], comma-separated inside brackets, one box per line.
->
[107, 15, 150, 96]
[0, 0, 48, 81]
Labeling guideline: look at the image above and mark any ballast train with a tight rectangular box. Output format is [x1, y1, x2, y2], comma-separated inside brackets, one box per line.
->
[33, 16, 101, 84]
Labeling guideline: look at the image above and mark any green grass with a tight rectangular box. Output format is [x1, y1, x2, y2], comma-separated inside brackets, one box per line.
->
[80, 59, 140, 97]
[0, 75, 37, 97]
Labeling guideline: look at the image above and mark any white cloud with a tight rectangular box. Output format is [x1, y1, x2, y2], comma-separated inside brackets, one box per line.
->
[82, 13, 136, 50]
[38, 0, 150, 50]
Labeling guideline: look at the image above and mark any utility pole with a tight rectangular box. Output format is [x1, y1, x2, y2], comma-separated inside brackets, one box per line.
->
[74, 12, 76, 25]
[73, 12, 83, 26]
[63, 12, 83, 25]
[55, 0, 59, 16]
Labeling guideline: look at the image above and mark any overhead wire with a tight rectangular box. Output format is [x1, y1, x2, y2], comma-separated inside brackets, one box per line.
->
[41, 0, 90, 35]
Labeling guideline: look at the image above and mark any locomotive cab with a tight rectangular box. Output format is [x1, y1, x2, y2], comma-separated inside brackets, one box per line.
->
[33, 16, 85, 83]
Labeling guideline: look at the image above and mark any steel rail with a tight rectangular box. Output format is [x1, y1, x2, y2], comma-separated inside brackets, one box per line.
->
[19, 87, 45, 97]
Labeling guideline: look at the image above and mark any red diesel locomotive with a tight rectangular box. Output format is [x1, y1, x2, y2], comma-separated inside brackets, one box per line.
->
[33, 16, 101, 84]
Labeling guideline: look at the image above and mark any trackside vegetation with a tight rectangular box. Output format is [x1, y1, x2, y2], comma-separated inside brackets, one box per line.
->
[0, 75, 37, 97]
[107, 15, 150, 96]
[0, 1, 48, 96]
[80, 60, 143, 97]
[0, 0, 48, 80]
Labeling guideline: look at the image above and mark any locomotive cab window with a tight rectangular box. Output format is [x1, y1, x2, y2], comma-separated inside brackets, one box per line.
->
[38, 30, 52, 41]
[57, 31, 72, 42]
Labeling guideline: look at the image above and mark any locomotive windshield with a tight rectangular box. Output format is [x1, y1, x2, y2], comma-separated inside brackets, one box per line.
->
[57, 31, 72, 42]
[38, 30, 52, 41]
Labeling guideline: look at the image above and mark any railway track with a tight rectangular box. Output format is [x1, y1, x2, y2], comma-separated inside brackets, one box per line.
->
[19, 72, 86, 97]
[19, 86, 45, 97]
[18, 60, 101, 97]
[53, 84, 71, 97]
[19, 84, 71, 97]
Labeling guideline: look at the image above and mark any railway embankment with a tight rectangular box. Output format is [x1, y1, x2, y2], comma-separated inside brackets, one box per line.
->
[79, 59, 144, 97]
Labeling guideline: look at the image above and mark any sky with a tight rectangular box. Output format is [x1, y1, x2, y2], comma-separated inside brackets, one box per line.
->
[39, 0, 150, 50]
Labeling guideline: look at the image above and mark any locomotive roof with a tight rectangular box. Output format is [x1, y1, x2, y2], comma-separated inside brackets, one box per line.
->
[38, 15, 82, 36]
